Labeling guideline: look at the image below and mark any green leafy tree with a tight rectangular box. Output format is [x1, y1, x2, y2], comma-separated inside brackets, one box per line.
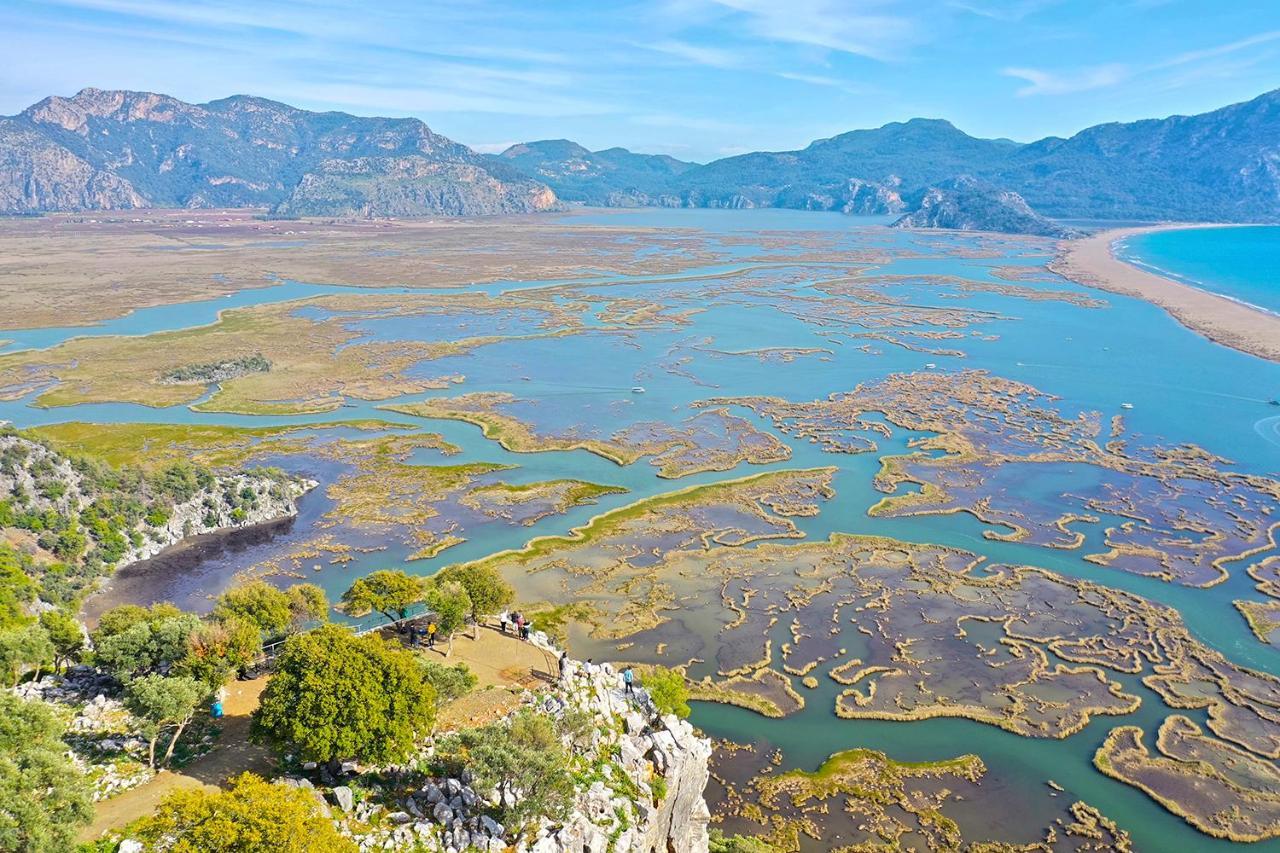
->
[37, 610, 83, 672]
[0, 547, 36, 630]
[341, 569, 424, 627]
[285, 582, 329, 631]
[438, 563, 514, 637]
[175, 616, 263, 688]
[92, 606, 201, 681]
[436, 708, 574, 837]
[213, 580, 292, 637]
[0, 623, 53, 686]
[136, 771, 356, 853]
[0, 691, 94, 851]
[123, 674, 207, 768]
[423, 579, 471, 657]
[418, 660, 478, 704]
[253, 625, 436, 765]
[644, 666, 691, 719]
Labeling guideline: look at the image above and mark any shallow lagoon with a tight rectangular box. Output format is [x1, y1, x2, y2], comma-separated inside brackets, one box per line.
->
[5, 211, 1280, 850]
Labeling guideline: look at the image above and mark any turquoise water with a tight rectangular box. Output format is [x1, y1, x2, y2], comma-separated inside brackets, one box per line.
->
[4, 210, 1280, 850]
[1119, 225, 1280, 316]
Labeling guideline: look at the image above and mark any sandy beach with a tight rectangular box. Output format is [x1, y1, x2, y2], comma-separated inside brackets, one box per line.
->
[1050, 224, 1280, 363]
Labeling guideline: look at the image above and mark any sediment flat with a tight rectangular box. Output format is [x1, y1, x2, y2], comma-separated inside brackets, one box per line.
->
[1051, 224, 1280, 363]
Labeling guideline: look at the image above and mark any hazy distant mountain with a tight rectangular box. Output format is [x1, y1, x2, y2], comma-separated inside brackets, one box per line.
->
[0, 88, 555, 216]
[496, 90, 1280, 226]
[5, 87, 1278, 231]
[891, 176, 1079, 237]
[489, 140, 695, 206]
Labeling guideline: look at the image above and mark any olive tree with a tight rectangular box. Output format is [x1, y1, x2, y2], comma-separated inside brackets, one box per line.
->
[253, 625, 436, 766]
[341, 570, 424, 628]
[123, 674, 207, 768]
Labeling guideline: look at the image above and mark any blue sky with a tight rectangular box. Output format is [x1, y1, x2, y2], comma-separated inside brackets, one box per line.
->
[2, 0, 1278, 162]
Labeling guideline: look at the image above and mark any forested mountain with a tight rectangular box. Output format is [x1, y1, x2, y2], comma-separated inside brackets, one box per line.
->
[498, 90, 1280, 224]
[489, 140, 695, 206]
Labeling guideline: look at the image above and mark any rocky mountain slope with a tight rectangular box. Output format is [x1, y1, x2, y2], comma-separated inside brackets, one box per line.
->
[0, 88, 556, 216]
[891, 176, 1079, 237]
[498, 89, 1280, 224]
[6, 86, 1278, 229]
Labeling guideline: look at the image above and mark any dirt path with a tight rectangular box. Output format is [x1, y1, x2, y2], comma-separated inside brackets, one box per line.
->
[80, 676, 275, 841]
[80, 625, 552, 840]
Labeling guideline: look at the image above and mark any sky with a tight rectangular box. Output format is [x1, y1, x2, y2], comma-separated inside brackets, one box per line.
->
[1, 0, 1278, 162]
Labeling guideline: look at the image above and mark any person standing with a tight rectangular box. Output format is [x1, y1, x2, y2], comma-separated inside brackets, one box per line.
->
[622, 666, 635, 696]
[427, 621, 438, 649]
[515, 612, 525, 639]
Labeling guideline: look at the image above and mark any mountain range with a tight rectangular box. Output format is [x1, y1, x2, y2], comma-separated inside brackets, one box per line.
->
[0, 88, 553, 217]
[1, 87, 1278, 233]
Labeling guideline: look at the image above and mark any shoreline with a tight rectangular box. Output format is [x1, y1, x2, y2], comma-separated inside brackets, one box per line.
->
[1049, 223, 1280, 363]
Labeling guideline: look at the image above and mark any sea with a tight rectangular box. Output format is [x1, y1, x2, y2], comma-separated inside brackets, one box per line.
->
[1118, 225, 1280, 317]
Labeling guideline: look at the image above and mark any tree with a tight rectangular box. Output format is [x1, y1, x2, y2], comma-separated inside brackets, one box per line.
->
[438, 564, 514, 638]
[644, 666, 691, 719]
[253, 625, 436, 766]
[423, 579, 470, 656]
[136, 772, 356, 853]
[0, 623, 53, 686]
[123, 674, 207, 768]
[340, 570, 424, 627]
[37, 610, 83, 673]
[285, 582, 328, 631]
[0, 546, 36, 630]
[418, 660, 477, 704]
[436, 708, 574, 837]
[176, 616, 263, 688]
[214, 580, 292, 637]
[92, 608, 201, 681]
[0, 691, 94, 851]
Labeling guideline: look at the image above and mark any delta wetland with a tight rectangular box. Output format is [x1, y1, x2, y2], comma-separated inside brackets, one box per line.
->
[3, 208, 1280, 851]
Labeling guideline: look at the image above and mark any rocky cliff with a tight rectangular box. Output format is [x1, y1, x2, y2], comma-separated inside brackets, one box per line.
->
[0, 88, 556, 217]
[319, 638, 712, 853]
[891, 176, 1079, 238]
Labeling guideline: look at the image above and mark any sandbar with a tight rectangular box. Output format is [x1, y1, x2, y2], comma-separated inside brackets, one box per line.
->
[1050, 224, 1280, 363]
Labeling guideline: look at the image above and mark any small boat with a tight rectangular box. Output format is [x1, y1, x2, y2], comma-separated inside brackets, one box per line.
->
[631, 386, 646, 394]
[1270, 399, 1280, 406]
[1120, 403, 1134, 410]
[925, 362, 937, 369]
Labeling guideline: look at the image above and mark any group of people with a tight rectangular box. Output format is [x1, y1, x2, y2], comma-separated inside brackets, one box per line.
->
[562, 655, 637, 697]
[498, 610, 531, 640]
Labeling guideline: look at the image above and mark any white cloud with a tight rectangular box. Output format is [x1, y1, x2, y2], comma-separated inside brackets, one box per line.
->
[1004, 29, 1280, 99]
[1003, 64, 1128, 96]
[645, 38, 743, 69]
[705, 0, 917, 61]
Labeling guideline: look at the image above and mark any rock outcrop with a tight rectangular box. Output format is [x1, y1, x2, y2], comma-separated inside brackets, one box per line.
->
[330, 637, 712, 853]
[891, 176, 1079, 238]
[0, 432, 313, 602]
